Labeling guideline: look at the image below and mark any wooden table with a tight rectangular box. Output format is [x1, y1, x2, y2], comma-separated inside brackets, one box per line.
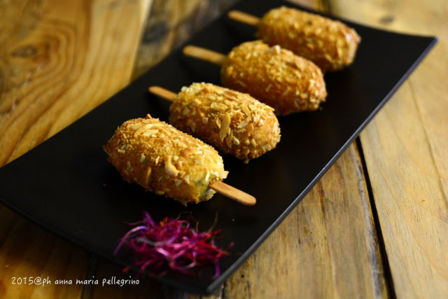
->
[0, 0, 446, 298]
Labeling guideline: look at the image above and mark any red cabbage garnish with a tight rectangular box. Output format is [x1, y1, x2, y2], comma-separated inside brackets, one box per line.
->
[114, 212, 232, 278]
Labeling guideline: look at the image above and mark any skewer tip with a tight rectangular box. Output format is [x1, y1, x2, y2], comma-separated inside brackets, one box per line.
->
[210, 180, 256, 206]
[183, 45, 227, 66]
[148, 86, 177, 101]
[227, 10, 260, 26]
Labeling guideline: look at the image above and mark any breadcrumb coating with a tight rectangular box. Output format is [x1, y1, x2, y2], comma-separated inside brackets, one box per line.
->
[221, 40, 327, 116]
[104, 115, 228, 204]
[258, 6, 361, 71]
[170, 83, 281, 162]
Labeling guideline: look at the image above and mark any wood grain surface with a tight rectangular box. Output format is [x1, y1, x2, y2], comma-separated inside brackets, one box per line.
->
[0, 0, 151, 166]
[222, 145, 387, 299]
[0, 0, 151, 298]
[0, 0, 446, 298]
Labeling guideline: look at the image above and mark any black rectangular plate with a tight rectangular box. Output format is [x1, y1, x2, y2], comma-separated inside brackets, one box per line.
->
[0, 0, 437, 295]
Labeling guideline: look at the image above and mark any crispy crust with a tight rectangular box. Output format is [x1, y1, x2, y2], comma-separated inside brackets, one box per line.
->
[221, 40, 327, 116]
[104, 115, 228, 204]
[258, 6, 361, 72]
[169, 83, 281, 162]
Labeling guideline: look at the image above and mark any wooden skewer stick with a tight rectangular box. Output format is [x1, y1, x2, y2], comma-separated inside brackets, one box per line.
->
[148, 86, 176, 101]
[183, 11, 260, 65]
[183, 45, 227, 66]
[228, 10, 261, 26]
[148, 85, 257, 206]
[210, 180, 256, 206]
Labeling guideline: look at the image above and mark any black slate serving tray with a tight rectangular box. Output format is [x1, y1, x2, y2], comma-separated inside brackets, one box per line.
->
[0, 0, 437, 295]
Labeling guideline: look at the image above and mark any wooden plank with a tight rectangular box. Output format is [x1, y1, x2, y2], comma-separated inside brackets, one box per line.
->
[132, 0, 206, 77]
[0, 205, 88, 299]
[223, 145, 387, 298]
[0, 0, 151, 298]
[0, 0, 151, 166]
[327, 0, 448, 297]
[132, 0, 239, 78]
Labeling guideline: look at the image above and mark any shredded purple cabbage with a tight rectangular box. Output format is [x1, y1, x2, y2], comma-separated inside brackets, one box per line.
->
[114, 212, 231, 277]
